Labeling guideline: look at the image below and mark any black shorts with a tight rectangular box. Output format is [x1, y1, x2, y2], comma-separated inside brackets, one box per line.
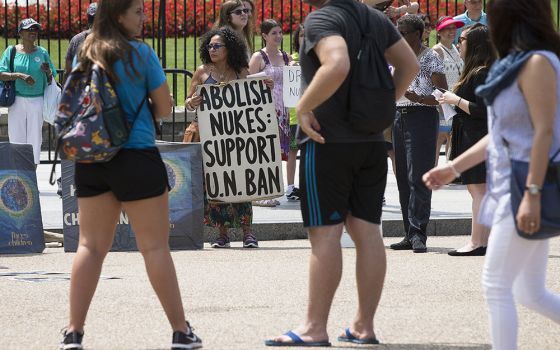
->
[75, 148, 170, 201]
[299, 141, 387, 227]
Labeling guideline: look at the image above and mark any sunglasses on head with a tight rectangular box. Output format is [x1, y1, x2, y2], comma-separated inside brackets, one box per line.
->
[374, 0, 392, 12]
[231, 8, 249, 15]
[207, 43, 225, 51]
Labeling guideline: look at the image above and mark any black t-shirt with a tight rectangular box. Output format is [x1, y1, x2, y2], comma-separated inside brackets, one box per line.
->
[297, 0, 401, 144]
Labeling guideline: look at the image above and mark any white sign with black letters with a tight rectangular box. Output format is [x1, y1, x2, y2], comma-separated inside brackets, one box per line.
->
[197, 78, 283, 203]
[282, 66, 301, 108]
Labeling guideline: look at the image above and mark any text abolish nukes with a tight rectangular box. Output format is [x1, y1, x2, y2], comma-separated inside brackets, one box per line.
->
[197, 78, 284, 202]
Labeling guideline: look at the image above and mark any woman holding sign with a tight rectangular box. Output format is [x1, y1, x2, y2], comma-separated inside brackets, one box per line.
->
[248, 19, 292, 207]
[437, 23, 496, 256]
[185, 27, 259, 249]
[249, 19, 292, 162]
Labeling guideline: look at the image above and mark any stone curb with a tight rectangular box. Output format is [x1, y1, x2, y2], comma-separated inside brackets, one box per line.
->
[45, 217, 471, 243]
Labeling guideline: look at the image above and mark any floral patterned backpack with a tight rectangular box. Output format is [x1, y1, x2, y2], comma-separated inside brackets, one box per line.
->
[48, 64, 145, 185]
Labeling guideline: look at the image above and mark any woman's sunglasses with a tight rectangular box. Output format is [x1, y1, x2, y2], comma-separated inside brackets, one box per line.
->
[207, 43, 225, 51]
[231, 8, 249, 16]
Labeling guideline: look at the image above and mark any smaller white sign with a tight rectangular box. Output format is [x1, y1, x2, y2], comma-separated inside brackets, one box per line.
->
[282, 66, 302, 108]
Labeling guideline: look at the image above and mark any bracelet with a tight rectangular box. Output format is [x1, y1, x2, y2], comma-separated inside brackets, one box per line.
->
[448, 161, 461, 178]
[457, 97, 462, 107]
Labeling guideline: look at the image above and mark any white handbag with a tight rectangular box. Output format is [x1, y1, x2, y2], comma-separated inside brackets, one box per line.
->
[43, 81, 61, 125]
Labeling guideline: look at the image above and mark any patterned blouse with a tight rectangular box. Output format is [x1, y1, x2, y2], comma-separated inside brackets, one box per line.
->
[437, 44, 464, 89]
[397, 48, 445, 107]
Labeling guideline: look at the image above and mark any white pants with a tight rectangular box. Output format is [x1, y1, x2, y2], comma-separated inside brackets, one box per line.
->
[482, 211, 560, 350]
[8, 96, 44, 164]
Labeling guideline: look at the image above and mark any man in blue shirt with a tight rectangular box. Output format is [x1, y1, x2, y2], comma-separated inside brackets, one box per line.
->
[453, 0, 486, 43]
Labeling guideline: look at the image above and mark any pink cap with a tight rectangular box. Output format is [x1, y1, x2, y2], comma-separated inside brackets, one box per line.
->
[436, 18, 465, 32]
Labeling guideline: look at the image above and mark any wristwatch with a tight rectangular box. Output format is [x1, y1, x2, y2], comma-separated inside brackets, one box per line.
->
[525, 184, 542, 195]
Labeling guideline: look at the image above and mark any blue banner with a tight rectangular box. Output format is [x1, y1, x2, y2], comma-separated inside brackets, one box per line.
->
[0, 143, 45, 254]
[62, 142, 204, 252]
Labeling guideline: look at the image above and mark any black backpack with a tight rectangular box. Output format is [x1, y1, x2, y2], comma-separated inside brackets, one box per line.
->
[332, 1, 396, 134]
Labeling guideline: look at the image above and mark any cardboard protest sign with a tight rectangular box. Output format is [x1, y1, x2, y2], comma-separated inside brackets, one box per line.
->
[0, 143, 45, 254]
[197, 77, 284, 203]
[61, 142, 204, 252]
[282, 66, 302, 108]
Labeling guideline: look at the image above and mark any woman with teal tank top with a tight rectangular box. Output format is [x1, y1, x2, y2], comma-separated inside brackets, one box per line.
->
[0, 18, 57, 165]
[58, 1, 202, 349]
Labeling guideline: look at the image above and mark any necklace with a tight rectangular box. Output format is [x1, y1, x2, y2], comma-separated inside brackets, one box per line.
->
[213, 64, 229, 82]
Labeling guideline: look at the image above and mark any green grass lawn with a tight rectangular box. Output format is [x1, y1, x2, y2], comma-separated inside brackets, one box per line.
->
[0, 36, 275, 104]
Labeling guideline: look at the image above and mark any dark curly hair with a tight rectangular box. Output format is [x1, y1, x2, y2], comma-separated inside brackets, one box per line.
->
[199, 26, 249, 74]
[397, 14, 425, 41]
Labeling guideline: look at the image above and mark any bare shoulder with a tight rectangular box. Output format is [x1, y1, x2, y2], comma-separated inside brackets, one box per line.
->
[196, 64, 212, 76]
[520, 53, 557, 82]
[432, 45, 444, 59]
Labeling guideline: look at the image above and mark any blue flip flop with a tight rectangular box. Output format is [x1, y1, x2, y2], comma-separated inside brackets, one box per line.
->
[265, 330, 332, 347]
[337, 328, 380, 345]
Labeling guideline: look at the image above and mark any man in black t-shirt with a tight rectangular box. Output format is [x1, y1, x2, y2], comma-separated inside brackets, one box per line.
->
[265, 0, 418, 346]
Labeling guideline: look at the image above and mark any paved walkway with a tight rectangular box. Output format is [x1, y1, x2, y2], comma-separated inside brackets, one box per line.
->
[37, 154, 473, 238]
[1, 236, 559, 349]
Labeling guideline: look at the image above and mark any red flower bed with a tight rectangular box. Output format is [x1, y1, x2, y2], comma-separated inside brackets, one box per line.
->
[0, 0, 461, 38]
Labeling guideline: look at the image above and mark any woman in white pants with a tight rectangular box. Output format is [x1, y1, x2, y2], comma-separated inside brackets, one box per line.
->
[423, 0, 560, 348]
[0, 18, 56, 165]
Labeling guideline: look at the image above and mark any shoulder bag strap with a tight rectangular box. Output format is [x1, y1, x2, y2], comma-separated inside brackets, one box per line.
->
[9, 45, 16, 72]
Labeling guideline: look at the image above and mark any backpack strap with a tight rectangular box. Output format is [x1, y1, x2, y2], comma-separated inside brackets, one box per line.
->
[9, 46, 16, 73]
[259, 49, 271, 65]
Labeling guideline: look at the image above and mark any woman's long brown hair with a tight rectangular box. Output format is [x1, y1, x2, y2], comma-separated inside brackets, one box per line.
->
[77, 0, 141, 83]
[214, 0, 254, 52]
[454, 24, 496, 92]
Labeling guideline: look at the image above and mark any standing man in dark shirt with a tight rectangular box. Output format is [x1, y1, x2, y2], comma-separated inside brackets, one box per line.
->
[64, 2, 97, 82]
[56, 2, 97, 197]
[265, 0, 418, 346]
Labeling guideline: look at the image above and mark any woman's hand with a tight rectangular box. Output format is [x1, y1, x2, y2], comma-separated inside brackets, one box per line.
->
[438, 91, 460, 106]
[516, 193, 541, 234]
[423, 163, 458, 190]
[264, 78, 274, 90]
[186, 92, 203, 110]
[40, 62, 51, 73]
[19, 73, 35, 85]
[384, 6, 399, 17]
